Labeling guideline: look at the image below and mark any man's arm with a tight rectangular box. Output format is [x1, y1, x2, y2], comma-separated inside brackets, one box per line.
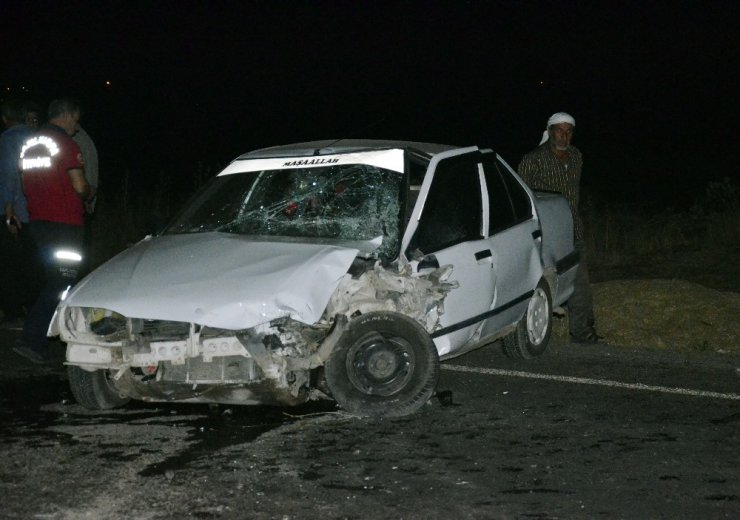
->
[0, 159, 20, 232]
[68, 168, 94, 201]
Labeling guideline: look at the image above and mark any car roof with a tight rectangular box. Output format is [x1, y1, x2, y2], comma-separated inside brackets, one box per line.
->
[236, 139, 460, 160]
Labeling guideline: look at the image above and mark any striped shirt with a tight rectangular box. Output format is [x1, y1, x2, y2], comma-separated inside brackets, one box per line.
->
[518, 143, 584, 241]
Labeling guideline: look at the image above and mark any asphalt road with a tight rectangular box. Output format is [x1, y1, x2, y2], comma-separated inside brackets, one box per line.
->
[1, 327, 738, 519]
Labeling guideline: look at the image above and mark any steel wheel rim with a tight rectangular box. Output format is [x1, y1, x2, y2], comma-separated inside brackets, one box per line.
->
[346, 332, 415, 396]
[526, 287, 550, 345]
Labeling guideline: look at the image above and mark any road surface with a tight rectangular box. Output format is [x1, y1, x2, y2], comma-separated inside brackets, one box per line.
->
[1, 328, 738, 519]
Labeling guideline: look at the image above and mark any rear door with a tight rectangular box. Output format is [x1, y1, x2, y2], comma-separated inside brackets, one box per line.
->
[478, 153, 544, 336]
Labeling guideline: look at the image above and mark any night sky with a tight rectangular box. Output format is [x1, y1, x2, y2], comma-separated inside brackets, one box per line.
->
[3, 1, 739, 207]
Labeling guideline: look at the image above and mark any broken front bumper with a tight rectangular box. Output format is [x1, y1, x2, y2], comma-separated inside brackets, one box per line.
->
[54, 306, 349, 405]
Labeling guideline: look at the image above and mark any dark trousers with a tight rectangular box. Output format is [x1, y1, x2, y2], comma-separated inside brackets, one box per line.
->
[568, 242, 596, 338]
[22, 221, 84, 353]
[0, 223, 41, 319]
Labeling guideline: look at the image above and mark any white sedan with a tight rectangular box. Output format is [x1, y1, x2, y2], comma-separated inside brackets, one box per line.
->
[51, 140, 578, 416]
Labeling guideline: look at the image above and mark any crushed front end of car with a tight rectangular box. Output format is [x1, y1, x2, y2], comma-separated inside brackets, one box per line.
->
[55, 304, 350, 406]
[50, 146, 457, 413]
[52, 257, 456, 409]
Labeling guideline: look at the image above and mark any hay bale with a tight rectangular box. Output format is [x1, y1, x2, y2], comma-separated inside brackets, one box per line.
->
[552, 279, 740, 353]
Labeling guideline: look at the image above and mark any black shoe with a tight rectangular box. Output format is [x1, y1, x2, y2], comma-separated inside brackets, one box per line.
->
[571, 331, 606, 345]
[12, 345, 46, 364]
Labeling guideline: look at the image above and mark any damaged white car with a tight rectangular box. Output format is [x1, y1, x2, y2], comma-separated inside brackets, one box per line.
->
[51, 140, 579, 417]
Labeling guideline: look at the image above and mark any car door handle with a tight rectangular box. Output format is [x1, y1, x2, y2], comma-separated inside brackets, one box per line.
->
[475, 249, 492, 260]
[532, 229, 542, 239]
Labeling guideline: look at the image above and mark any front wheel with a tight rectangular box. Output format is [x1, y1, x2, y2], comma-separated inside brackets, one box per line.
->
[67, 366, 131, 410]
[503, 280, 553, 360]
[325, 312, 439, 417]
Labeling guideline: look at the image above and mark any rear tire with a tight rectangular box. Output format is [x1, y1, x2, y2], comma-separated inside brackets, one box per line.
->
[503, 280, 552, 359]
[325, 312, 439, 417]
[68, 366, 130, 410]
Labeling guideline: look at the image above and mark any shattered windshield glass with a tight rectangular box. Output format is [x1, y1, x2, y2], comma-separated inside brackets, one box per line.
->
[165, 163, 404, 260]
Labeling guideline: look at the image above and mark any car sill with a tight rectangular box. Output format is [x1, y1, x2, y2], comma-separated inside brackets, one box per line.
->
[431, 290, 533, 339]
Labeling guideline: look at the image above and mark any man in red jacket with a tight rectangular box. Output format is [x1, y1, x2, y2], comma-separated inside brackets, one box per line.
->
[14, 98, 94, 363]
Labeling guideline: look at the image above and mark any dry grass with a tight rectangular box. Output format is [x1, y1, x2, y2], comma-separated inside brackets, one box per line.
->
[554, 179, 740, 352]
[554, 279, 740, 353]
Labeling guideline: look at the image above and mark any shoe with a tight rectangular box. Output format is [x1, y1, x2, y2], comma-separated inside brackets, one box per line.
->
[570, 331, 606, 345]
[12, 345, 46, 364]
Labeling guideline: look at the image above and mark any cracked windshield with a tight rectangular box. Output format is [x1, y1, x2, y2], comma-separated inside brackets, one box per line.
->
[166, 163, 404, 259]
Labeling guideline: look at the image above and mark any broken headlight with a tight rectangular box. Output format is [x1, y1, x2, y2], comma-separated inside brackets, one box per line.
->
[86, 308, 127, 336]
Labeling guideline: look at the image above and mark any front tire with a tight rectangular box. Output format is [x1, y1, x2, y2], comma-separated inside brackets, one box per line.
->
[67, 366, 131, 410]
[503, 280, 553, 359]
[325, 312, 439, 417]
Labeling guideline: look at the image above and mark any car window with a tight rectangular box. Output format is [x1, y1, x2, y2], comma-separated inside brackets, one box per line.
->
[165, 172, 259, 234]
[407, 155, 483, 255]
[497, 158, 532, 221]
[406, 159, 427, 223]
[482, 157, 518, 233]
[165, 164, 404, 260]
[482, 156, 533, 233]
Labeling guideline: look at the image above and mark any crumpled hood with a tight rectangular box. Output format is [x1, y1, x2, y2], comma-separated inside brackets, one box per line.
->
[61, 233, 359, 330]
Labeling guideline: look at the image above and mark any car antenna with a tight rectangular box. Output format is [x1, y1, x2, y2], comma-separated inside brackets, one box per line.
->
[314, 117, 387, 156]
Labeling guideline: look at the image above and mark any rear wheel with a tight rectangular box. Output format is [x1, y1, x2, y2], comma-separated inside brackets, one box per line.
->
[325, 312, 439, 417]
[68, 366, 130, 410]
[503, 280, 552, 359]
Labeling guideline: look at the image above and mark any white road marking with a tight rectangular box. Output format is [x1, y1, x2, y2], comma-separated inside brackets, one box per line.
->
[442, 364, 740, 401]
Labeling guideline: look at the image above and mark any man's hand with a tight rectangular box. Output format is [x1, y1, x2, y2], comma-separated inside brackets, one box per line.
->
[84, 185, 98, 213]
[5, 214, 21, 237]
[68, 168, 91, 200]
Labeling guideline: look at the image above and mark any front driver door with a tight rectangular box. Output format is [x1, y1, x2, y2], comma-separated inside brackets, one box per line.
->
[403, 150, 495, 357]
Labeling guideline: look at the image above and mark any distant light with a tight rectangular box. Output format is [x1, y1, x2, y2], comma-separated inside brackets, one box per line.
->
[105, 80, 112, 86]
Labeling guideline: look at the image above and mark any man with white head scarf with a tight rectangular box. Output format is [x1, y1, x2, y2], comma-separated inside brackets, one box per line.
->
[518, 112, 603, 344]
[539, 112, 576, 145]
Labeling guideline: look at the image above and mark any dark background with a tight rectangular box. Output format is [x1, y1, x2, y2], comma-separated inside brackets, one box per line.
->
[3, 1, 739, 208]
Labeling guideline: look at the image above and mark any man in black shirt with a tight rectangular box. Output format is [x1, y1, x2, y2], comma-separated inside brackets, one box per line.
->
[519, 112, 603, 344]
